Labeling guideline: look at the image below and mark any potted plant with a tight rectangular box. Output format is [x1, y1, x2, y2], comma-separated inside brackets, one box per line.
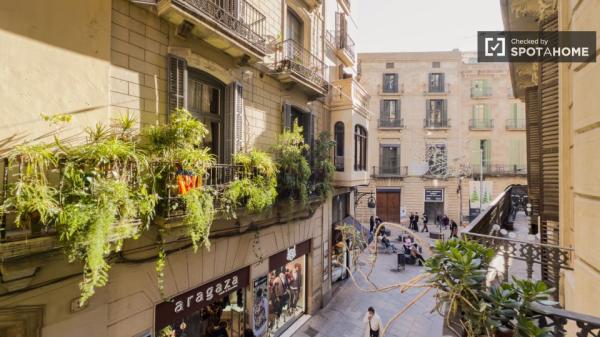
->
[425, 239, 495, 337]
[486, 279, 556, 337]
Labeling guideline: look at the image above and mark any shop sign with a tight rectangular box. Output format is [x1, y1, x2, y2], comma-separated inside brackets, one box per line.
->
[269, 240, 311, 270]
[155, 266, 250, 332]
[425, 189, 444, 202]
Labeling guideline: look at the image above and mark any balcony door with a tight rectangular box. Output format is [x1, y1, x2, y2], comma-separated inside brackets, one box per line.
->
[188, 69, 225, 161]
[426, 99, 447, 125]
[380, 145, 400, 175]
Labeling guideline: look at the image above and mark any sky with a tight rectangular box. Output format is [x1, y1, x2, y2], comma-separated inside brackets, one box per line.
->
[353, 0, 504, 53]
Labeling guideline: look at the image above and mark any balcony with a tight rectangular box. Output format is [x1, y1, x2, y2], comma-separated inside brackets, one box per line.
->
[506, 118, 526, 130]
[377, 83, 404, 95]
[469, 118, 494, 130]
[333, 30, 355, 66]
[372, 165, 408, 178]
[423, 83, 450, 95]
[271, 39, 328, 97]
[471, 164, 527, 177]
[471, 86, 493, 98]
[156, 0, 266, 59]
[378, 118, 404, 129]
[330, 77, 369, 113]
[423, 118, 450, 129]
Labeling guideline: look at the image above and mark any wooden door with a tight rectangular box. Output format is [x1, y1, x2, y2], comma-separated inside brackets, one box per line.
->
[376, 191, 401, 223]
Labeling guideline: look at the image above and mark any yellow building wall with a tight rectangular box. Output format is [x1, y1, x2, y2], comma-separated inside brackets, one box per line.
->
[0, 0, 112, 154]
[559, 0, 600, 318]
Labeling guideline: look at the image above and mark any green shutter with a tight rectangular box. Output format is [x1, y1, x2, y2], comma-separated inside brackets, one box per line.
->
[167, 54, 187, 118]
[471, 140, 481, 166]
[282, 103, 292, 131]
[483, 105, 491, 121]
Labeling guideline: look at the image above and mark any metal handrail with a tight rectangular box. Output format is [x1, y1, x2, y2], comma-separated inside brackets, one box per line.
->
[469, 118, 494, 129]
[506, 118, 526, 129]
[274, 39, 328, 90]
[423, 118, 450, 128]
[372, 165, 408, 177]
[378, 118, 404, 128]
[176, 0, 267, 53]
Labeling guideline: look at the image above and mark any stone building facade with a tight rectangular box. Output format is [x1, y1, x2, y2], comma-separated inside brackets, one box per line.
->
[0, 0, 368, 336]
[356, 51, 526, 226]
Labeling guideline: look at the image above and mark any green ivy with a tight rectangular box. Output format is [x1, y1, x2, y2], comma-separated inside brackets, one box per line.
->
[311, 131, 335, 198]
[272, 121, 311, 203]
[182, 187, 215, 252]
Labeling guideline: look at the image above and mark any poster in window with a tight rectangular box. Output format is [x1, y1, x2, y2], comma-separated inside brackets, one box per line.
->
[253, 276, 269, 337]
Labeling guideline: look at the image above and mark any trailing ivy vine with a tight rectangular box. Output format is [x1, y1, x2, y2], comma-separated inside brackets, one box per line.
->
[311, 131, 335, 198]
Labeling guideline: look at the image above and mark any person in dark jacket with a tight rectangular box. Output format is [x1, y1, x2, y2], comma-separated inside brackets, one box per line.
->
[421, 213, 429, 232]
[450, 219, 459, 238]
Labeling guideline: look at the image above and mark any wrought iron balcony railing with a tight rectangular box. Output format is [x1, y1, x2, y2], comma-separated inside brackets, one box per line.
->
[378, 118, 404, 128]
[372, 165, 408, 178]
[469, 118, 494, 129]
[335, 30, 355, 61]
[471, 164, 527, 176]
[174, 0, 267, 54]
[423, 118, 450, 129]
[273, 39, 328, 93]
[424, 83, 450, 94]
[506, 118, 526, 130]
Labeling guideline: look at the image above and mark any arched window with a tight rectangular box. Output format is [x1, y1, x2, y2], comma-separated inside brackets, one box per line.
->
[354, 125, 367, 171]
[334, 122, 344, 171]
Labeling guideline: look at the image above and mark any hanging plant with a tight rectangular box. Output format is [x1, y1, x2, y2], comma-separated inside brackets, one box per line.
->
[144, 109, 215, 250]
[311, 131, 335, 198]
[0, 144, 59, 230]
[224, 149, 278, 216]
[272, 121, 311, 203]
[57, 117, 157, 305]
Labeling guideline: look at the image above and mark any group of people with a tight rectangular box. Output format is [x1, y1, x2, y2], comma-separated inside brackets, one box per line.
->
[268, 263, 302, 331]
[407, 212, 459, 238]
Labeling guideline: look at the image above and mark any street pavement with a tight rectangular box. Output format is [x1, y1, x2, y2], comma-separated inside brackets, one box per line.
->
[291, 224, 444, 337]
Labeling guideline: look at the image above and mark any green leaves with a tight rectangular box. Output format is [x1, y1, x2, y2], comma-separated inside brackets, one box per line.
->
[272, 121, 311, 203]
[311, 131, 335, 199]
[182, 188, 214, 252]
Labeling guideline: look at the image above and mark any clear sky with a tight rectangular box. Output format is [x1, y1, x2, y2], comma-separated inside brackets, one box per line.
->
[353, 0, 504, 53]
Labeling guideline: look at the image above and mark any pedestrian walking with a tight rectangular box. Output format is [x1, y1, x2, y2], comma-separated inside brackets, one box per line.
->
[409, 212, 414, 228]
[421, 213, 429, 232]
[450, 220, 459, 239]
[442, 214, 449, 230]
[369, 216, 375, 233]
[363, 307, 382, 337]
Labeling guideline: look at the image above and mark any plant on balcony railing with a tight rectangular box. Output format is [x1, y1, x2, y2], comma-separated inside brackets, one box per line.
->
[224, 150, 277, 216]
[272, 121, 311, 203]
[426, 239, 558, 337]
[145, 109, 216, 252]
[310, 131, 335, 198]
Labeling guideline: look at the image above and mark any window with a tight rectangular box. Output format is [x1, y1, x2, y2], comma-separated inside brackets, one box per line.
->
[386, 62, 394, 69]
[508, 139, 525, 168]
[426, 144, 448, 176]
[380, 145, 400, 175]
[471, 79, 492, 97]
[481, 139, 492, 168]
[354, 125, 367, 171]
[432, 61, 440, 68]
[471, 104, 492, 128]
[334, 122, 344, 171]
[188, 70, 225, 160]
[428, 73, 445, 92]
[382, 73, 398, 93]
[425, 99, 448, 127]
[286, 9, 303, 44]
[380, 99, 400, 121]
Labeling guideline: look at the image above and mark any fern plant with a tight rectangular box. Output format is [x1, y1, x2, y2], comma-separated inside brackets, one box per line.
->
[1, 144, 59, 229]
[272, 122, 311, 203]
[224, 150, 278, 216]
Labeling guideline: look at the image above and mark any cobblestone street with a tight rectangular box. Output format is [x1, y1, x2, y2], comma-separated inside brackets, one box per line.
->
[292, 225, 443, 337]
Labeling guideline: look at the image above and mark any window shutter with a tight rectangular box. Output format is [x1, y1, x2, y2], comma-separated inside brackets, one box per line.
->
[471, 140, 481, 166]
[379, 100, 385, 119]
[395, 99, 401, 116]
[167, 54, 187, 117]
[223, 81, 244, 165]
[307, 112, 315, 148]
[282, 103, 292, 131]
[442, 100, 448, 120]
[440, 73, 445, 88]
[483, 105, 491, 121]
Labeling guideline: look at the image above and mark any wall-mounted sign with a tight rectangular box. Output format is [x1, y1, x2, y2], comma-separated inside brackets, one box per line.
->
[155, 267, 250, 333]
[425, 189, 444, 203]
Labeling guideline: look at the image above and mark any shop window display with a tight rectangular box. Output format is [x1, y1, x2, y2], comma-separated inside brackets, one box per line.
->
[159, 290, 245, 337]
[267, 256, 306, 336]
